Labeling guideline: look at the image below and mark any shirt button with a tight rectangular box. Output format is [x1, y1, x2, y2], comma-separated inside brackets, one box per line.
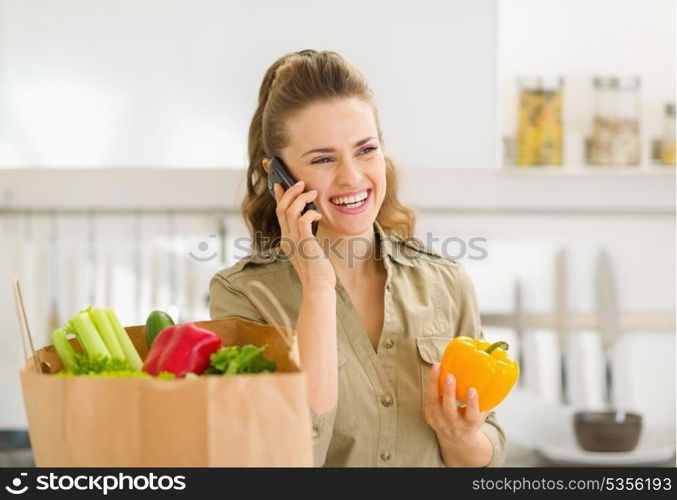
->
[386, 283, 392, 291]
[380, 450, 392, 462]
[312, 424, 320, 439]
[381, 395, 394, 408]
[383, 339, 395, 349]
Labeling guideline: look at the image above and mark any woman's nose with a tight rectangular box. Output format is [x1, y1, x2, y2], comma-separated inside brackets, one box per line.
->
[336, 157, 363, 185]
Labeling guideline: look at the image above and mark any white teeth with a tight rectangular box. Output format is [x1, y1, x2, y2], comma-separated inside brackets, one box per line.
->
[331, 190, 369, 205]
[343, 199, 365, 209]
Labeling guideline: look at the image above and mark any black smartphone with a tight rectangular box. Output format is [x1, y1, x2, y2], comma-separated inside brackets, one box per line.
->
[267, 156, 319, 236]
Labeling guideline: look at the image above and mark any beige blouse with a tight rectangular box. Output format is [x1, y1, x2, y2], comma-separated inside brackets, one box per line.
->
[209, 221, 506, 467]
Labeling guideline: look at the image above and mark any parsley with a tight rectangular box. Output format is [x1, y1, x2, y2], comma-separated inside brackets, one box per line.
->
[57, 353, 175, 379]
[205, 344, 277, 375]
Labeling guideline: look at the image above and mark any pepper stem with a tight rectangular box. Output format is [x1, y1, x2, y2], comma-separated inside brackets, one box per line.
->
[485, 341, 509, 355]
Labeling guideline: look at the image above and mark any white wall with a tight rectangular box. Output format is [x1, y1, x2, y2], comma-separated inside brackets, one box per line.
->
[0, 0, 498, 169]
[499, 0, 676, 166]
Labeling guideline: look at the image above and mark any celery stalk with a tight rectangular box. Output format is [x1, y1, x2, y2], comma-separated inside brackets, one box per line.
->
[66, 312, 111, 358]
[88, 307, 125, 359]
[105, 308, 143, 370]
[50, 328, 78, 371]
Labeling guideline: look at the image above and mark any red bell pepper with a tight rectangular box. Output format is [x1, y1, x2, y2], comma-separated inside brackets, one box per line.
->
[142, 323, 223, 377]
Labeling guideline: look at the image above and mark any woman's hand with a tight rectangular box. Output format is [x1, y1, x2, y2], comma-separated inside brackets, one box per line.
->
[273, 180, 338, 416]
[273, 181, 336, 291]
[424, 362, 494, 466]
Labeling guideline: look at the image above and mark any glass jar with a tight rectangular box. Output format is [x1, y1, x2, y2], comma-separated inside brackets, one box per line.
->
[515, 77, 563, 166]
[661, 103, 675, 166]
[589, 76, 641, 166]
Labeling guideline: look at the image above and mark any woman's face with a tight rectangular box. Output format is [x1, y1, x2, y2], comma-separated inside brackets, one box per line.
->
[272, 97, 386, 237]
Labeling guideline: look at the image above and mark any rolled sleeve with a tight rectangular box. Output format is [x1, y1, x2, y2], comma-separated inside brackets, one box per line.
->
[481, 412, 507, 467]
[310, 405, 337, 467]
[209, 272, 266, 324]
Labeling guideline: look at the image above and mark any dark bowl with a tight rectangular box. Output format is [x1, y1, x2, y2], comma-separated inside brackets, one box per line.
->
[574, 411, 642, 452]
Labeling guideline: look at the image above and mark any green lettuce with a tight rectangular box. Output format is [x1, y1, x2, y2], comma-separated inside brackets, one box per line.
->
[56, 353, 176, 379]
[205, 344, 276, 375]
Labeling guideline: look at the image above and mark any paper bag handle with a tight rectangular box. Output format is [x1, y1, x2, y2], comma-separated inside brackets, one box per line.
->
[12, 276, 47, 374]
[242, 279, 301, 367]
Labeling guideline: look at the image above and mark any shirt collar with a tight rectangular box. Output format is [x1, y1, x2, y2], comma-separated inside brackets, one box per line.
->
[374, 220, 415, 267]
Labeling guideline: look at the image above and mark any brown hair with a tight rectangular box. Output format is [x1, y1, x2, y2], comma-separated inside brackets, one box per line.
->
[243, 49, 416, 252]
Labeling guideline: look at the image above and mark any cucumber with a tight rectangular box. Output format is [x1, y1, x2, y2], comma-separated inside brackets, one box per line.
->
[145, 310, 175, 347]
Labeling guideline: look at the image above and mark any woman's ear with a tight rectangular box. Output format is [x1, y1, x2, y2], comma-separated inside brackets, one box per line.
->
[262, 158, 271, 174]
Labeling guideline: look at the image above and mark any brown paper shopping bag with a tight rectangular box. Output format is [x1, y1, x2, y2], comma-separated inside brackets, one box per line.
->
[19, 315, 313, 467]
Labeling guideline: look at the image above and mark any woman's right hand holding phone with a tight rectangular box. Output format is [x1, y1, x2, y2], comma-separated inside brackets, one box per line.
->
[274, 181, 338, 418]
[273, 181, 336, 291]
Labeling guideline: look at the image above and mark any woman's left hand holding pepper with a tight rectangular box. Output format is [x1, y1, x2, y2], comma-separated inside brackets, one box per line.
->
[423, 362, 494, 467]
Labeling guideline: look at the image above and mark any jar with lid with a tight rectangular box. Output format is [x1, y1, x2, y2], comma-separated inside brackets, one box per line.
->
[589, 76, 641, 166]
[515, 77, 563, 166]
[661, 103, 675, 166]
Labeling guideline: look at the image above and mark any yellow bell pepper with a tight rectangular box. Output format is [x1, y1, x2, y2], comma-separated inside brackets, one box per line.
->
[438, 336, 520, 412]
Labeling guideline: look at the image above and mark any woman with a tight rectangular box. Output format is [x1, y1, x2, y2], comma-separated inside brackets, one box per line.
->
[209, 49, 506, 467]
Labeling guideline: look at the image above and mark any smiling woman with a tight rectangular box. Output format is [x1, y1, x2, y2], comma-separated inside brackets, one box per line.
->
[209, 49, 506, 467]
[242, 50, 416, 252]
[273, 97, 386, 237]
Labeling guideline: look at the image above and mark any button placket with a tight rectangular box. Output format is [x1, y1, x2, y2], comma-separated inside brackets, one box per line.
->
[378, 256, 399, 387]
[336, 232, 399, 467]
[375, 389, 397, 467]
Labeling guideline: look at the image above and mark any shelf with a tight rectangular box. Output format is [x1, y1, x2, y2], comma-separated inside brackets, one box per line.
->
[0, 167, 674, 216]
[481, 312, 675, 331]
[398, 168, 675, 215]
[500, 165, 676, 176]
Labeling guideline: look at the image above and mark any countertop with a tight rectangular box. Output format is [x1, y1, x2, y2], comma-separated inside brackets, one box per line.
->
[2, 435, 674, 468]
[505, 441, 676, 468]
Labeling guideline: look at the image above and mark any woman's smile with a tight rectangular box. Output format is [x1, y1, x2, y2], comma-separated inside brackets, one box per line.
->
[329, 188, 372, 213]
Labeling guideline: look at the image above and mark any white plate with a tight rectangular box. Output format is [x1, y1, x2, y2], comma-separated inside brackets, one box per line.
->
[535, 443, 676, 466]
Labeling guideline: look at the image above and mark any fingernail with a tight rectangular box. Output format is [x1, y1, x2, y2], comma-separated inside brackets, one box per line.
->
[446, 374, 454, 385]
[468, 387, 477, 399]
[296, 180, 305, 186]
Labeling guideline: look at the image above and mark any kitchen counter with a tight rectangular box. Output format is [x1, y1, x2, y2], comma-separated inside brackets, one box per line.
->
[505, 441, 676, 468]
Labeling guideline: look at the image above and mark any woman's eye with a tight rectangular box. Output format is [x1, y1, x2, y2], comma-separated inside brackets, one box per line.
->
[311, 146, 377, 164]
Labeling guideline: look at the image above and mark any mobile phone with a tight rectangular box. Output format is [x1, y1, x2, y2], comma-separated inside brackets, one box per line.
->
[267, 156, 319, 236]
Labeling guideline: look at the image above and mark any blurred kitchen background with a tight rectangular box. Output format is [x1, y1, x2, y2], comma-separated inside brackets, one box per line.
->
[0, 0, 675, 466]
